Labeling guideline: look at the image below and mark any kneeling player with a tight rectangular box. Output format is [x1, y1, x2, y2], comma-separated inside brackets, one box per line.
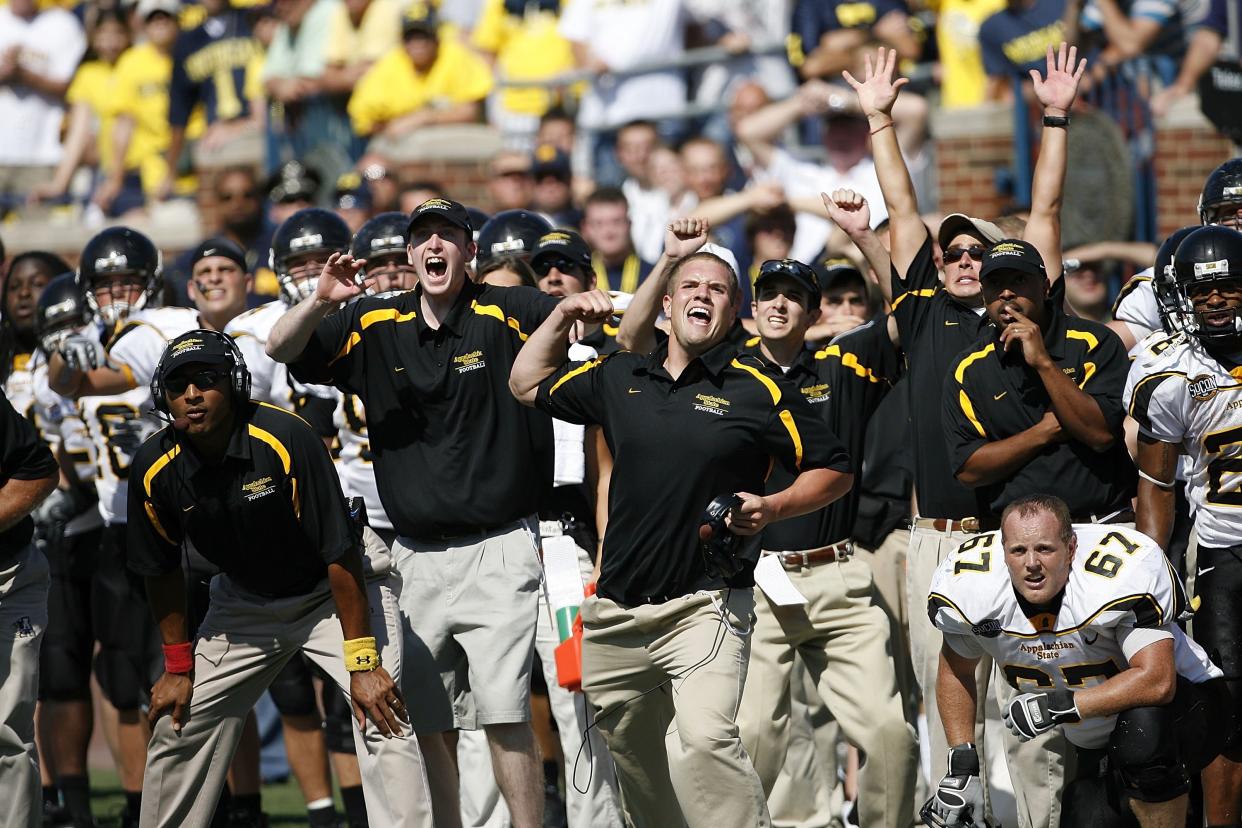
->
[925, 494, 1226, 828]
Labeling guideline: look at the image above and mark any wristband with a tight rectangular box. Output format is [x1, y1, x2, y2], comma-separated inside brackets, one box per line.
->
[343, 636, 380, 673]
[163, 642, 194, 675]
[1042, 114, 1070, 128]
[870, 121, 893, 136]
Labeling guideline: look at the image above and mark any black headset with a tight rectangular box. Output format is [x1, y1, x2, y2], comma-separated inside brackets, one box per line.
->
[151, 329, 252, 414]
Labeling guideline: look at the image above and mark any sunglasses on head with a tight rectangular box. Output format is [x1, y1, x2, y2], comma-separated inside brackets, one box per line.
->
[759, 259, 817, 284]
[533, 256, 584, 277]
[165, 369, 227, 395]
[945, 245, 988, 262]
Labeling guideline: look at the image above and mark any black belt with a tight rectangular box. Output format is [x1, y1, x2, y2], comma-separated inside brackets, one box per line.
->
[598, 576, 722, 608]
[424, 519, 524, 543]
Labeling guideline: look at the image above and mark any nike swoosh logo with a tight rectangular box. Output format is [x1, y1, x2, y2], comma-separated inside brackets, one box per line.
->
[628, 388, 641, 394]
[1083, 632, 1098, 645]
[1198, 566, 1216, 577]
[395, 367, 405, 373]
[994, 391, 1007, 400]
[183, 504, 195, 512]
[945, 321, 959, 326]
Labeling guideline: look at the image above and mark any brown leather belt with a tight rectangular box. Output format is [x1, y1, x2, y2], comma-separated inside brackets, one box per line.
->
[914, 509, 1135, 535]
[772, 541, 853, 571]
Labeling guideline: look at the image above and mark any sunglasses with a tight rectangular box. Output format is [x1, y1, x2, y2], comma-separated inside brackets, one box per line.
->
[534, 256, 585, 277]
[165, 369, 227, 395]
[945, 245, 988, 262]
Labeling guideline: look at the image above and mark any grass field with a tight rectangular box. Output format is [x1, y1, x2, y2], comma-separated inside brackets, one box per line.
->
[84, 767, 333, 826]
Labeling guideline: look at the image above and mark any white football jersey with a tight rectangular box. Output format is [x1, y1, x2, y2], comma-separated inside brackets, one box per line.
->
[333, 391, 393, 531]
[225, 301, 333, 409]
[929, 524, 1219, 749]
[4, 352, 39, 433]
[30, 352, 103, 536]
[1124, 334, 1242, 548]
[1113, 268, 1160, 342]
[107, 306, 200, 388]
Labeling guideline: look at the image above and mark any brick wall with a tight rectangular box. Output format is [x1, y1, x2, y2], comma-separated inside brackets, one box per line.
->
[933, 96, 1236, 236]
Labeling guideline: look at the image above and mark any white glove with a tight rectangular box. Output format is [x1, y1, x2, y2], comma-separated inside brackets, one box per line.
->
[1002, 690, 1080, 742]
[58, 333, 102, 372]
[921, 744, 993, 827]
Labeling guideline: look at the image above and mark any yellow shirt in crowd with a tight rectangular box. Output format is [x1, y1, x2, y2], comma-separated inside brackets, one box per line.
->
[347, 37, 494, 136]
[325, 0, 402, 66]
[932, 0, 1007, 108]
[470, 0, 575, 117]
[66, 60, 121, 175]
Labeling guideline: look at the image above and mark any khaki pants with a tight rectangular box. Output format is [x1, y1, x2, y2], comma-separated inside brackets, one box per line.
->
[0, 545, 49, 828]
[740, 556, 917, 828]
[854, 528, 916, 718]
[907, 524, 1067, 828]
[769, 661, 844, 828]
[139, 570, 433, 828]
[457, 540, 624, 828]
[581, 588, 769, 828]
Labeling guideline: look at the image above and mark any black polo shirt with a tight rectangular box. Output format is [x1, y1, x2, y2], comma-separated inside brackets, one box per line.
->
[127, 401, 358, 598]
[289, 281, 560, 540]
[892, 231, 992, 519]
[741, 315, 900, 550]
[942, 303, 1136, 517]
[535, 338, 851, 603]
[0, 392, 58, 555]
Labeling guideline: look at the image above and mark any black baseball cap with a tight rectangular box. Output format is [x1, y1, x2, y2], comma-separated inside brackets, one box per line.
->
[979, 239, 1048, 282]
[401, 3, 437, 36]
[755, 258, 821, 304]
[159, 330, 235, 381]
[190, 237, 248, 272]
[531, 230, 592, 272]
[531, 143, 571, 180]
[815, 257, 864, 292]
[407, 197, 473, 237]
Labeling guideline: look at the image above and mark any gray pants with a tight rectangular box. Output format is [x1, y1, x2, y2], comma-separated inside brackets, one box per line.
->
[0, 544, 49, 828]
[139, 569, 433, 828]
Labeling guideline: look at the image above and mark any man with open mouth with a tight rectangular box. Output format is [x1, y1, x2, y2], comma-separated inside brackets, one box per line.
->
[927, 494, 1226, 828]
[267, 197, 560, 828]
[1127, 223, 1242, 824]
[509, 249, 854, 827]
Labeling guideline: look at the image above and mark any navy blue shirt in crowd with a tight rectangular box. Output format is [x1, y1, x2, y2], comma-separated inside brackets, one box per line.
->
[980, 0, 1067, 78]
[169, 9, 263, 128]
[794, 0, 906, 47]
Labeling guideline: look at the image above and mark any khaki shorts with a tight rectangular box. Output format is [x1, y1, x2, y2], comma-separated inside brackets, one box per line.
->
[393, 520, 542, 730]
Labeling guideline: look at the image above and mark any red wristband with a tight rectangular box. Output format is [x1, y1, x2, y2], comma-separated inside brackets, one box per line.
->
[163, 642, 194, 675]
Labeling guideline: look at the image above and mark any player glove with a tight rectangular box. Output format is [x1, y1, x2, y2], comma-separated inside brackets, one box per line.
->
[1002, 689, 1080, 741]
[57, 333, 102, 372]
[920, 744, 992, 827]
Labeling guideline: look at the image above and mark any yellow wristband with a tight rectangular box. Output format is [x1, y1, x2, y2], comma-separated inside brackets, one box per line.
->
[343, 636, 380, 673]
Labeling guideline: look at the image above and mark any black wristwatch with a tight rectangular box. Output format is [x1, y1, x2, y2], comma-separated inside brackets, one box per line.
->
[1042, 114, 1071, 128]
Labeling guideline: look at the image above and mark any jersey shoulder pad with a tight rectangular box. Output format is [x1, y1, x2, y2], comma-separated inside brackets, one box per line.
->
[928, 532, 1011, 636]
[1068, 524, 1184, 629]
[225, 300, 282, 339]
[1111, 270, 1153, 317]
[132, 306, 199, 337]
[1126, 339, 1195, 434]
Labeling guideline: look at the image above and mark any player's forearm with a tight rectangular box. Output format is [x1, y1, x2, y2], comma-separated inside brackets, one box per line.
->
[765, 468, 854, 522]
[268, 294, 336, 363]
[956, 425, 1055, 487]
[1025, 119, 1069, 281]
[47, 352, 84, 397]
[328, 549, 373, 641]
[937, 645, 980, 745]
[1074, 641, 1177, 717]
[509, 308, 574, 404]
[1136, 434, 1179, 547]
[146, 568, 190, 645]
[1037, 366, 1114, 450]
[0, 474, 57, 532]
[615, 254, 670, 354]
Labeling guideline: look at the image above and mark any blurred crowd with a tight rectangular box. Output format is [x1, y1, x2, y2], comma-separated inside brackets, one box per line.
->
[0, 0, 1239, 317]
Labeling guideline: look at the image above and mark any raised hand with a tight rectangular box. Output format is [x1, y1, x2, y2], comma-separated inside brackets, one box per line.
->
[822, 188, 872, 237]
[315, 252, 368, 305]
[665, 217, 711, 260]
[842, 48, 909, 120]
[558, 289, 615, 325]
[1030, 42, 1087, 117]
